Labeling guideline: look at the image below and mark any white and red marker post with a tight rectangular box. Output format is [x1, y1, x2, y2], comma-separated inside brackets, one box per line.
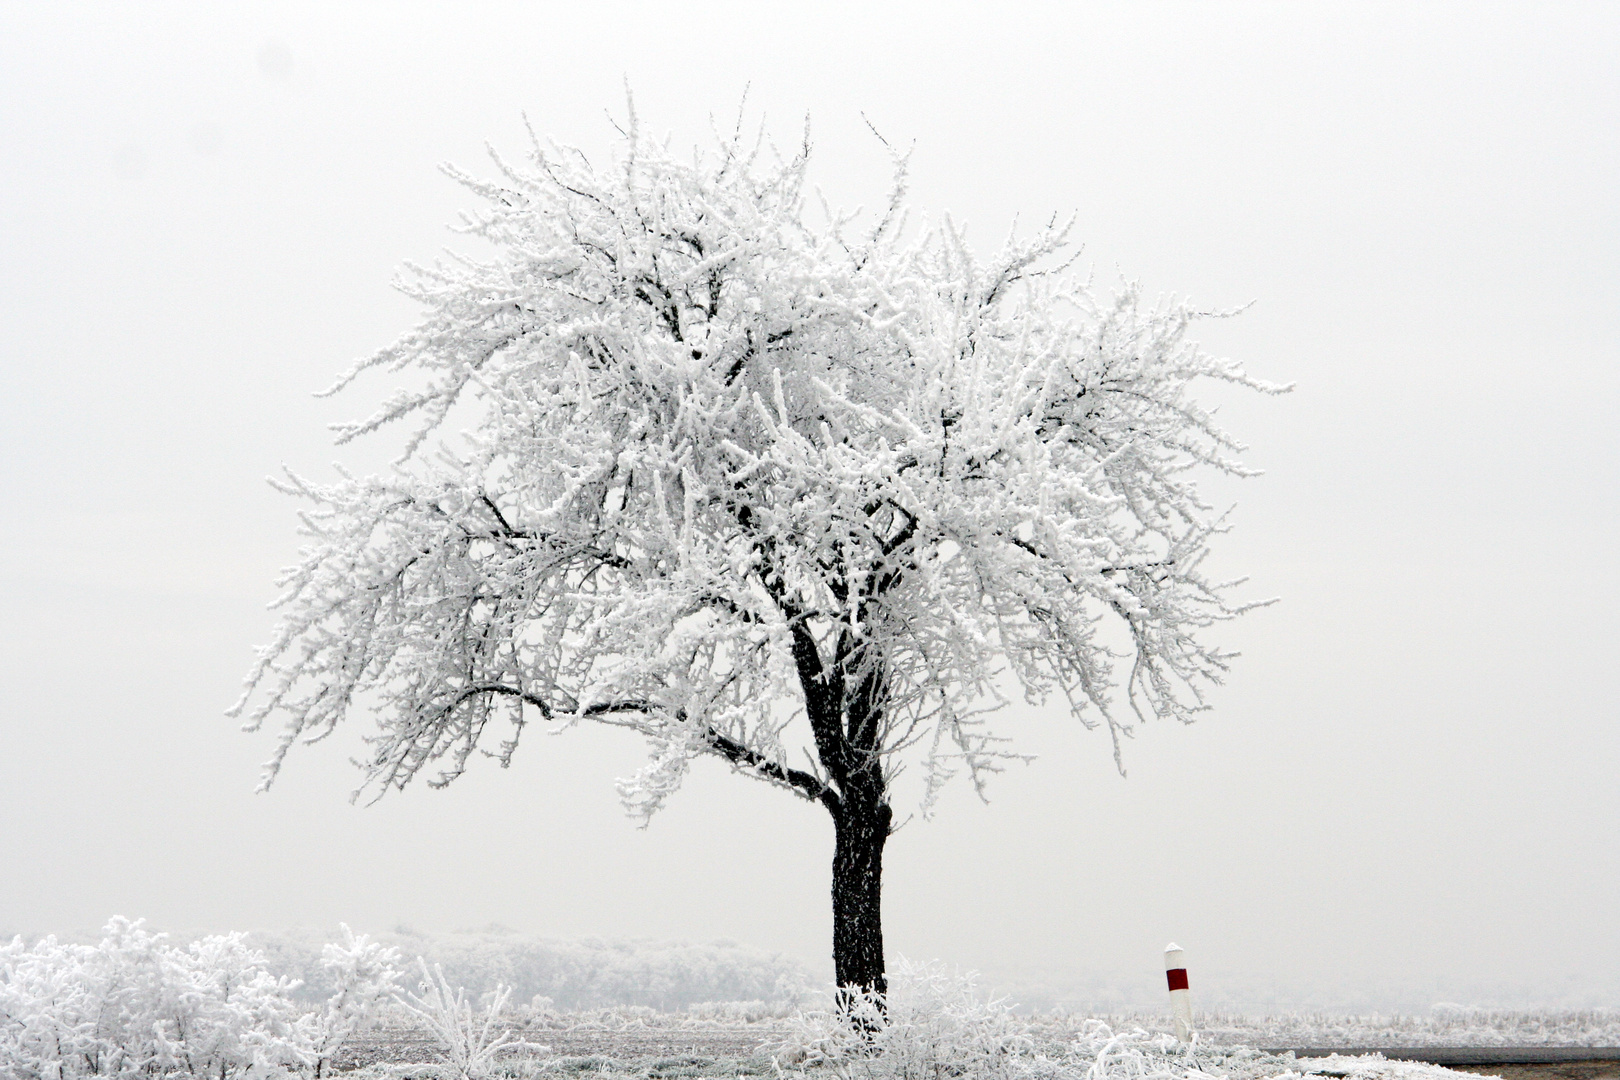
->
[1164, 943, 1192, 1042]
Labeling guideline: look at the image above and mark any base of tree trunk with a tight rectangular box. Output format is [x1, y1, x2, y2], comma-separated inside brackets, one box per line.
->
[831, 799, 892, 1004]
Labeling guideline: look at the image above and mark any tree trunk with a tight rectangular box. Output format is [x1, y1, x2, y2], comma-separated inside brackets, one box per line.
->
[831, 795, 892, 999]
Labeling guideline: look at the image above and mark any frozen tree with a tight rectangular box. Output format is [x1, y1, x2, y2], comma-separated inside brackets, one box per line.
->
[232, 102, 1282, 1001]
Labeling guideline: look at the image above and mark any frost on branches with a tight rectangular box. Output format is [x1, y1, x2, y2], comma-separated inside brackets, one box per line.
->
[0, 919, 400, 1079]
[232, 104, 1283, 994]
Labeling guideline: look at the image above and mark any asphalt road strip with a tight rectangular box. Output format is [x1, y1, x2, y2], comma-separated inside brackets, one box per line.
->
[1287, 1050, 1620, 1066]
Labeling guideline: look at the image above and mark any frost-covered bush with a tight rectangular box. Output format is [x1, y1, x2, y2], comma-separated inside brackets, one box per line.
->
[0, 918, 400, 1079]
[770, 972, 1502, 1080]
[309, 925, 404, 1074]
[773, 960, 1036, 1080]
[395, 959, 549, 1080]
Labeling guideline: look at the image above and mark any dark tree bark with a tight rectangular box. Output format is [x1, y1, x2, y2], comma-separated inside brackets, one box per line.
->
[831, 792, 892, 998]
[825, 634, 894, 1003]
[769, 547, 902, 1005]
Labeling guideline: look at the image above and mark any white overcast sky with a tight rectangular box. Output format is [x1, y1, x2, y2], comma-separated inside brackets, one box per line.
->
[2, 2, 1616, 1011]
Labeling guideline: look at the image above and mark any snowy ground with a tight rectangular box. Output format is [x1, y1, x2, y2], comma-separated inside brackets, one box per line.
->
[11, 927, 1612, 1079]
[330, 1007, 1620, 1079]
[329, 1040, 1609, 1080]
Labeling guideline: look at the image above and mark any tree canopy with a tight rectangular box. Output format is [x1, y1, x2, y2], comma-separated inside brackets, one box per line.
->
[233, 104, 1281, 993]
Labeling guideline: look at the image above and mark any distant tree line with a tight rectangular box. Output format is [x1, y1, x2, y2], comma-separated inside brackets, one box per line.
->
[240, 927, 814, 1009]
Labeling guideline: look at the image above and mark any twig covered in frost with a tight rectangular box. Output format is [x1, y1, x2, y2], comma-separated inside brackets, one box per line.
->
[395, 957, 550, 1079]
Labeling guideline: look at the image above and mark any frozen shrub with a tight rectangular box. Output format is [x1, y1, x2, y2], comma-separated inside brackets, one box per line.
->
[773, 960, 1035, 1080]
[395, 958, 548, 1080]
[0, 917, 400, 1079]
[774, 989, 1330, 1080]
[310, 925, 403, 1076]
[0, 918, 312, 1078]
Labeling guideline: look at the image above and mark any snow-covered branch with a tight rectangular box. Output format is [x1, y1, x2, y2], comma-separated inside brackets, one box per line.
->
[234, 103, 1282, 826]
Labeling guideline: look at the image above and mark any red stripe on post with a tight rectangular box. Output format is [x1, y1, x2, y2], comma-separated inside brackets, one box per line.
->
[1166, 968, 1189, 992]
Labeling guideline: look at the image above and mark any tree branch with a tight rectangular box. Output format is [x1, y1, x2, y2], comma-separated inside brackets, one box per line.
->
[470, 496, 633, 571]
[750, 539, 851, 793]
[469, 683, 835, 808]
[706, 728, 836, 810]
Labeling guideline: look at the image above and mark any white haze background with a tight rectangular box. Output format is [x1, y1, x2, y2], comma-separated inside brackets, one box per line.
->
[1, 2, 1616, 1013]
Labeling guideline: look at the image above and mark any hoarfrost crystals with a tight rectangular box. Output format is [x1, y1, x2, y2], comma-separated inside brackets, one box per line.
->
[0, 918, 401, 1079]
[232, 102, 1283, 826]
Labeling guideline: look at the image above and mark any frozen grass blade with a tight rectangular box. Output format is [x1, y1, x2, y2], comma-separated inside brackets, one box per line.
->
[394, 957, 550, 1080]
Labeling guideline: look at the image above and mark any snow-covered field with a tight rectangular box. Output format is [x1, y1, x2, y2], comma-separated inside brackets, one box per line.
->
[6, 926, 1615, 1079]
[327, 996, 1620, 1078]
[331, 1010, 1620, 1080]
[373, 1004, 1620, 1050]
